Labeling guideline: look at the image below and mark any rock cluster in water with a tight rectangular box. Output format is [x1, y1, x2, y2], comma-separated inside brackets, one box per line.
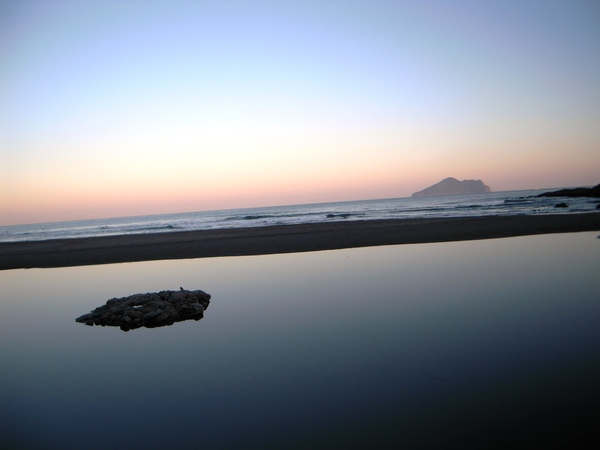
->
[76, 288, 211, 331]
[536, 183, 600, 209]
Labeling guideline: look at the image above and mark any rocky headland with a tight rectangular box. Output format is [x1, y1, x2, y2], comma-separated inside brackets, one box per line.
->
[536, 183, 600, 198]
[412, 177, 491, 198]
[536, 183, 600, 209]
[76, 288, 211, 331]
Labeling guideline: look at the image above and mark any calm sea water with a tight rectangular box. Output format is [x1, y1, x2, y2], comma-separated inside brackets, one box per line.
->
[2, 189, 599, 242]
[1, 232, 599, 448]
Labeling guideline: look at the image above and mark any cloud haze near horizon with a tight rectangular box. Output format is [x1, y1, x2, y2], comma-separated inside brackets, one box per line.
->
[1, 0, 599, 225]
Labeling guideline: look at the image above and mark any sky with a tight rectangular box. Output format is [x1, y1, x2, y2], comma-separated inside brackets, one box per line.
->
[1, 0, 599, 225]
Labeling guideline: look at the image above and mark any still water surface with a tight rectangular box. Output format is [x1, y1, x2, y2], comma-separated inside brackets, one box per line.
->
[1, 233, 599, 448]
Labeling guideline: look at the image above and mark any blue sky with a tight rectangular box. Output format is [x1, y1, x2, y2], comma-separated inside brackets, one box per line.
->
[1, 0, 599, 225]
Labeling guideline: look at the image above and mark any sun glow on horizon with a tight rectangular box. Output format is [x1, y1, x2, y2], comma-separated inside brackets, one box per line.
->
[2, 0, 599, 226]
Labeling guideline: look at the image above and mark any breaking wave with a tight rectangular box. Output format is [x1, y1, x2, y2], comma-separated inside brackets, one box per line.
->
[3, 189, 597, 242]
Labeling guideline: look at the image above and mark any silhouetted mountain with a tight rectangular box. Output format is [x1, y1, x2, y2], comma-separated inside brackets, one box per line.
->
[412, 177, 491, 198]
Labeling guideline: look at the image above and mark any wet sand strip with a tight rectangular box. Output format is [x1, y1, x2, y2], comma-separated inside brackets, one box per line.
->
[1, 213, 599, 270]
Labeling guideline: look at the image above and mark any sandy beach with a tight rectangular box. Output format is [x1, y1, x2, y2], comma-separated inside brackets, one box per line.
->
[1, 213, 599, 270]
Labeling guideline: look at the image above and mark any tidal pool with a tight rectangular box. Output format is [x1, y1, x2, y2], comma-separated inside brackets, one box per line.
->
[1, 232, 599, 449]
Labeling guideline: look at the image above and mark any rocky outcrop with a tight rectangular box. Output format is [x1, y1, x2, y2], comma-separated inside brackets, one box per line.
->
[76, 288, 211, 331]
[536, 183, 600, 198]
[412, 177, 491, 198]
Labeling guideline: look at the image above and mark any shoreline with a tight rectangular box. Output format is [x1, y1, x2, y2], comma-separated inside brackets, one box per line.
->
[1, 213, 599, 270]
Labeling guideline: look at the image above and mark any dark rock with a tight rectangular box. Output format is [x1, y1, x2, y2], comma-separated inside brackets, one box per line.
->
[76, 289, 211, 331]
[412, 177, 491, 198]
[143, 310, 161, 320]
[537, 183, 600, 198]
[555, 203, 569, 208]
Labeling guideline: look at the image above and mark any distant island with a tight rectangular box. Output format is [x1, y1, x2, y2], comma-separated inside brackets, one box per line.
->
[412, 177, 491, 198]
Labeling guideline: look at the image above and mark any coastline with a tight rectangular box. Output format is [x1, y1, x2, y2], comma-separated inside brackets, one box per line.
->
[1, 213, 599, 270]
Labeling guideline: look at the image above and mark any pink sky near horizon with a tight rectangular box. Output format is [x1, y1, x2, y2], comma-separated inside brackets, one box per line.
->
[2, 0, 600, 226]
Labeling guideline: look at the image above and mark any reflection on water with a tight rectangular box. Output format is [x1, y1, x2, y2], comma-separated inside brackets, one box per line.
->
[1, 233, 599, 449]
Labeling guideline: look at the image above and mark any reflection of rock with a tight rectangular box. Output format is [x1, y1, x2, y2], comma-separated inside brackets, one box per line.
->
[76, 288, 211, 331]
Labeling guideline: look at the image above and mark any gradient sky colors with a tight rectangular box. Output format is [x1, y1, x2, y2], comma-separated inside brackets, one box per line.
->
[2, 0, 599, 225]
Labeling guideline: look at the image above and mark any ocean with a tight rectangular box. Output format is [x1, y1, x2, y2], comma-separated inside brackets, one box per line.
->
[2, 188, 598, 242]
